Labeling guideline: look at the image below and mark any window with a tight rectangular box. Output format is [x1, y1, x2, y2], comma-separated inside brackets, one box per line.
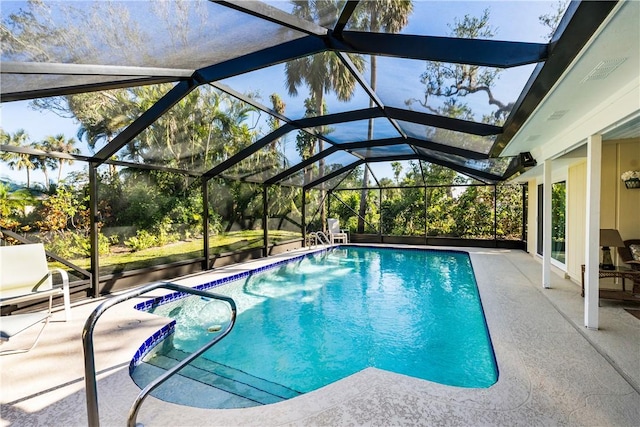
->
[551, 181, 566, 264]
[537, 181, 566, 264]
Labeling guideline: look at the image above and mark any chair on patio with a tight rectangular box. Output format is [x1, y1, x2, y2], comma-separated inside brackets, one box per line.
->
[327, 218, 348, 244]
[618, 239, 640, 294]
[0, 243, 71, 354]
[618, 239, 640, 270]
[1, 305, 52, 355]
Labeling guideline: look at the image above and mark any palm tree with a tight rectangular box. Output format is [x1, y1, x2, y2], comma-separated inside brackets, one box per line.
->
[268, 93, 286, 153]
[43, 134, 80, 185]
[354, 0, 413, 233]
[286, 1, 365, 229]
[73, 90, 133, 152]
[31, 140, 58, 191]
[1, 129, 35, 188]
[202, 89, 236, 169]
[0, 182, 35, 220]
[74, 89, 134, 179]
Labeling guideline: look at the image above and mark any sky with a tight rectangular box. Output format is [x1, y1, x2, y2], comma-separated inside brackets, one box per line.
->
[0, 0, 560, 187]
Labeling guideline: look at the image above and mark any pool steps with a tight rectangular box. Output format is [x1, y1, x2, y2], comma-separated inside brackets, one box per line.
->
[141, 348, 301, 408]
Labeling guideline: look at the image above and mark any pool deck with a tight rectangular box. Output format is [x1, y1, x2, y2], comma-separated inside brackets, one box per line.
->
[1, 246, 639, 426]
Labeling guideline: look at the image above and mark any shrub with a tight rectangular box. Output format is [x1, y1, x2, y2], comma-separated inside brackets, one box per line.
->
[208, 211, 222, 235]
[45, 231, 111, 258]
[124, 230, 157, 252]
[154, 218, 179, 246]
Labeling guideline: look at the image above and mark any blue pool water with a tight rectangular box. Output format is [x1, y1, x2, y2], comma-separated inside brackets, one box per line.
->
[138, 247, 497, 404]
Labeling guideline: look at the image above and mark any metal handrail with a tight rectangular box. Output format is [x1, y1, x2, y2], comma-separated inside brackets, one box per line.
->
[315, 231, 331, 245]
[305, 232, 318, 248]
[82, 281, 237, 427]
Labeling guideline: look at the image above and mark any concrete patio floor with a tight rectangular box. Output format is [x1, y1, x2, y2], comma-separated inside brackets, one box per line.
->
[1, 246, 639, 426]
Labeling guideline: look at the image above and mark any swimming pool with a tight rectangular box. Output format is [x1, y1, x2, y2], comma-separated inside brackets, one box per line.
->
[132, 246, 497, 408]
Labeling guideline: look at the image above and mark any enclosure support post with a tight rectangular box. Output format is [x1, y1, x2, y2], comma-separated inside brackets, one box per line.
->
[493, 185, 498, 241]
[378, 188, 383, 243]
[202, 178, 210, 270]
[263, 185, 269, 257]
[543, 159, 552, 289]
[424, 186, 428, 243]
[302, 189, 307, 246]
[522, 184, 527, 243]
[88, 163, 100, 298]
[585, 134, 602, 330]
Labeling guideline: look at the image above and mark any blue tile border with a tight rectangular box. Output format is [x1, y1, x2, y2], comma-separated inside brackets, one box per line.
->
[350, 244, 469, 256]
[133, 247, 331, 313]
[129, 320, 176, 375]
[132, 245, 468, 314]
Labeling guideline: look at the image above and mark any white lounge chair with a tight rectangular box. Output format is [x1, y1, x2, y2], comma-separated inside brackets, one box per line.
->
[327, 218, 349, 244]
[0, 305, 52, 355]
[0, 243, 71, 354]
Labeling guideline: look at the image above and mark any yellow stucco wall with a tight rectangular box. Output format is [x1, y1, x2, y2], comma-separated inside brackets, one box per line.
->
[567, 161, 587, 282]
[600, 144, 618, 229]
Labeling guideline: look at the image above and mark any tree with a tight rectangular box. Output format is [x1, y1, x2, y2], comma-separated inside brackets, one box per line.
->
[286, 0, 365, 230]
[391, 161, 403, 184]
[378, 162, 427, 236]
[268, 94, 286, 141]
[450, 185, 493, 238]
[295, 97, 323, 185]
[74, 90, 135, 153]
[31, 139, 57, 191]
[35, 186, 83, 233]
[69, 89, 137, 182]
[539, 0, 570, 40]
[1, 1, 207, 67]
[496, 184, 524, 239]
[45, 134, 81, 184]
[551, 181, 566, 244]
[1, 129, 35, 188]
[352, 0, 414, 233]
[409, 9, 512, 124]
[0, 182, 35, 229]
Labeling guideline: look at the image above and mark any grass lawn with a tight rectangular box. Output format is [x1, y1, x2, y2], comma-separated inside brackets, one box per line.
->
[60, 230, 301, 276]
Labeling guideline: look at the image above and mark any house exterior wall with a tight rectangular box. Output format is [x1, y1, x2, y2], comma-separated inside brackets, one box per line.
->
[599, 138, 639, 289]
[526, 138, 639, 287]
[567, 160, 587, 282]
[614, 139, 640, 241]
[601, 143, 618, 229]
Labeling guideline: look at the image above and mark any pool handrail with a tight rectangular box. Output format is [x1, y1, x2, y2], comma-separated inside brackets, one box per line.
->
[315, 231, 331, 246]
[82, 281, 237, 427]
